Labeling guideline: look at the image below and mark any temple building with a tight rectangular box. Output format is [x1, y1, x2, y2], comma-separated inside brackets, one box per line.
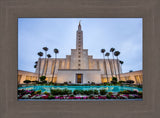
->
[18, 22, 143, 84]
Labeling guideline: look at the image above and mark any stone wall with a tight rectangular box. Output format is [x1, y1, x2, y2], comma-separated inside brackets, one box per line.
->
[57, 69, 101, 84]
[18, 70, 143, 84]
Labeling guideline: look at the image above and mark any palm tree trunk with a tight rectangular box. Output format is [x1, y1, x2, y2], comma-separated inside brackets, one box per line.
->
[116, 57, 121, 81]
[103, 53, 109, 82]
[112, 52, 117, 78]
[42, 51, 47, 76]
[51, 54, 57, 83]
[107, 57, 113, 79]
[120, 64, 123, 74]
[38, 57, 41, 82]
[44, 58, 49, 76]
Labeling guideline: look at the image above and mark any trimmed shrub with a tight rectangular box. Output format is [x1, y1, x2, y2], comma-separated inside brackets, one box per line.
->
[91, 82, 95, 85]
[89, 95, 94, 99]
[84, 90, 88, 95]
[18, 89, 23, 95]
[111, 80, 117, 84]
[137, 85, 143, 88]
[83, 90, 94, 95]
[31, 80, 39, 84]
[50, 89, 72, 95]
[41, 80, 47, 84]
[111, 77, 117, 84]
[79, 90, 85, 95]
[63, 88, 72, 95]
[23, 80, 31, 84]
[48, 95, 55, 99]
[64, 81, 68, 84]
[119, 90, 130, 94]
[106, 94, 111, 99]
[70, 95, 75, 97]
[119, 81, 126, 84]
[34, 90, 41, 95]
[73, 90, 80, 95]
[39, 76, 46, 82]
[93, 89, 99, 95]
[87, 90, 94, 95]
[128, 95, 135, 99]
[43, 91, 50, 96]
[103, 82, 111, 86]
[100, 89, 107, 95]
[126, 80, 134, 84]
[138, 92, 142, 96]
[119, 90, 139, 94]
[51, 89, 62, 95]
[108, 92, 113, 95]
[130, 90, 138, 94]
[112, 77, 117, 81]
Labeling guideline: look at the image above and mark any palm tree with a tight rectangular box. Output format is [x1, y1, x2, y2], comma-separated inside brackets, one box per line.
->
[42, 47, 48, 76]
[101, 49, 109, 82]
[34, 61, 38, 68]
[37, 52, 43, 82]
[114, 51, 121, 81]
[105, 52, 113, 79]
[119, 60, 124, 74]
[51, 48, 59, 83]
[35, 61, 38, 65]
[34, 65, 37, 68]
[44, 54, 51, 76]
[110, 48, 117, 78]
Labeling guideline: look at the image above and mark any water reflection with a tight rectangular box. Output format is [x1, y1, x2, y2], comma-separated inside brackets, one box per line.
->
[18, 85, 142, 93]
[112, 87, 119, 92]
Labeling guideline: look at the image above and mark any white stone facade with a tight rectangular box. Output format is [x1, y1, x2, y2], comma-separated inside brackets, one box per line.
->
[57, 69, 101, 84]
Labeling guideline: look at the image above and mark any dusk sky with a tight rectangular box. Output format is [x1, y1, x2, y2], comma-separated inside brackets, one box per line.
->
[18, 18, 142, 73]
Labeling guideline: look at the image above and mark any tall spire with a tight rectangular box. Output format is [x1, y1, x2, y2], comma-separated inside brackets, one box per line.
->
[76, 21, 83, 49]
[79, 20, 81, 25]
[78, 20, 81, 31]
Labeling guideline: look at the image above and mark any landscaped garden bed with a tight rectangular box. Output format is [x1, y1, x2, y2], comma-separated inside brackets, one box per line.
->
[18, 88, 142, 100]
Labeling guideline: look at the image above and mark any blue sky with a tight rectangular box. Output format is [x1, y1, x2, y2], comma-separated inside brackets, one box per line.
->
[18, 18, 142, 73]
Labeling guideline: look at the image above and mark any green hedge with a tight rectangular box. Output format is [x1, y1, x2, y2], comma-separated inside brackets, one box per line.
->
[50, 89, 72, 95]
[50, 89, 107, 95]
[100, 89, 107, 95]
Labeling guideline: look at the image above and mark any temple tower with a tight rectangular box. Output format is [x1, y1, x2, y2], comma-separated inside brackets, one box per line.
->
[76, 21, 83, 49]
[70, 21, 89, 69]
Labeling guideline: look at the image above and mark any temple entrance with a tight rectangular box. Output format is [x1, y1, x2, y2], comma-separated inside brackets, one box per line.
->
[76, 74, 83, 83]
